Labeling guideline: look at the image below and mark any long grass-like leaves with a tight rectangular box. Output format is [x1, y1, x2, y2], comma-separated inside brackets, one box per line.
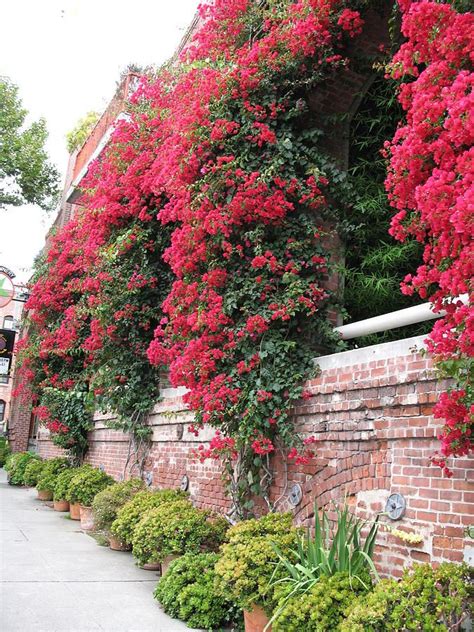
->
[266, 502, 380, 628]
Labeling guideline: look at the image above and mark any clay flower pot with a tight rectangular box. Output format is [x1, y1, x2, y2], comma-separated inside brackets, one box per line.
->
[37, 489, 53, 501]
[79, 505, 95, 531]
[54, 499, 70, 512]
[161, 554, 180, 576]
[244, 605, 271, 632]
[141, 561, 162, 572]
[109, 535, 131, 552]
[69, 502, 81, 520]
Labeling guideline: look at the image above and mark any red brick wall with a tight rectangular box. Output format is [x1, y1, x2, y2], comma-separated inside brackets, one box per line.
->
[37, 334, 474, 575]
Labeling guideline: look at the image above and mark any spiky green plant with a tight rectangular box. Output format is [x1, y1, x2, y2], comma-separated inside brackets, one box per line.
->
[268, 503, 379, 627]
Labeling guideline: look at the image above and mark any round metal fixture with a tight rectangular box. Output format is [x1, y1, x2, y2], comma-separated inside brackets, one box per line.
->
[288, 483, 303, 507]
[180, 475, 189, 492]
[385, 493, 406, 520]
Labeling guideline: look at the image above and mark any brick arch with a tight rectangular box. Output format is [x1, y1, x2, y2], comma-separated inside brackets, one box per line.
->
[289, 438, 390, 526]
[307, 2, 394, 168]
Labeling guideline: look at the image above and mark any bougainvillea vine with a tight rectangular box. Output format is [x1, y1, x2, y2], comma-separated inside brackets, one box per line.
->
[14, 0, 472, 511]
[385, 0, 473, 475]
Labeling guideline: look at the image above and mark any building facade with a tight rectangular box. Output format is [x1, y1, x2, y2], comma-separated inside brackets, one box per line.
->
[0, 276, 27, 435]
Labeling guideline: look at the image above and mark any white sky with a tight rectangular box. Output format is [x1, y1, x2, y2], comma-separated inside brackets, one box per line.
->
[0, 0, 199, 283]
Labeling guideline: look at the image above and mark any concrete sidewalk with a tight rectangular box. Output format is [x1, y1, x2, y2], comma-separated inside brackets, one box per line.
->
[0, 469, 198, 631]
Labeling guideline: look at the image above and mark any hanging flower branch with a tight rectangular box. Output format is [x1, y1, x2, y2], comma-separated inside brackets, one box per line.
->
[385, 0, 473, 475]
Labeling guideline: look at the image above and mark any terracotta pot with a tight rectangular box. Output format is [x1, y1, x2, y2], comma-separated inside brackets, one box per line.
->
[109, 535, 131, 552]
[141, 561, 162, 572]
[79, 505, 95, 531]
[244, 605, 271, 632]
[161, 554, 180, 576]
[37, 489, 53, 501]
[69, 502, 81, 520]
[54, 499, 70, 512]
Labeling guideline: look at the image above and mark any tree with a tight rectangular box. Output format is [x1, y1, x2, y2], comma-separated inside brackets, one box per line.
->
[0, 76, 59, 211]
[66, 111, 99, 154]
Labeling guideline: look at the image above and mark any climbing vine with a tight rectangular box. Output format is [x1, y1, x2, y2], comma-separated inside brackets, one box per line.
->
[15, 0, 473, 509]
[385, 0, 473, 474]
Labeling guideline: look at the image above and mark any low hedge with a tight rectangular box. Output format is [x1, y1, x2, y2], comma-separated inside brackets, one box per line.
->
[111, 489, 188, 545]
[92, 478, 144, 532]
[66, 466, 114, 506]
[154, 552, 241, 630]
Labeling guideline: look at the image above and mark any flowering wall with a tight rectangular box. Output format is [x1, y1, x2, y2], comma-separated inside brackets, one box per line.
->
[16, 0, 473, 509]
[385, 0, 473, 475]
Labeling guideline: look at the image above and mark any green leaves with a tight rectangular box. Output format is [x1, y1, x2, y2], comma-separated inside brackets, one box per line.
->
[155, 552, 242, 630]
[268, 502, 380, 626]
[0, 77, 59, 210]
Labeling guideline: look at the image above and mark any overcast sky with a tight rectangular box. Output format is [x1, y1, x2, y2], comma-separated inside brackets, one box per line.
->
[0, 0, 199, 283]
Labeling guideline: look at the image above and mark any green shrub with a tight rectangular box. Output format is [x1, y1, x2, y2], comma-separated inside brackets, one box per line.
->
[273, 572, 368, 631]
[22, 458, 45, 486]
[269, 503, 379, 624]
[111, 489, 188, 545]
[131, 499, 227, 566]
[5, 452, 41, 485]
[92, 478, 144, 532]
[155, 552, 241, 630]
[0, 436, 11, 466]
[54, 467, 80, 501]
[66, 466, 114, 506]
[341, 562, 473, 632]
[214, 512, 300, 612]
[37, 457, 71, 493]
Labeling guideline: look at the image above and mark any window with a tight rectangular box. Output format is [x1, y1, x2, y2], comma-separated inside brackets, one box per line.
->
[3, 316, 14, 330]
[0, 400, 5, 422]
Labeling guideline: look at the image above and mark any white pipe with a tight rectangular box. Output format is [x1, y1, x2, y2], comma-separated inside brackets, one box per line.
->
[335, 294, 468, 340]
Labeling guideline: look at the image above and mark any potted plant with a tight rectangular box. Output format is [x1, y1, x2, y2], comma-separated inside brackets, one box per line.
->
[23, 458, 45, 489]
[272, 572, 369, 631]
[215, 513, 300, 632]
[110, 488, 188, 554]
[154, 552, 242, 630]
[267, 503, 379, 628]
[66, 466, 114, 529]
[36, 457, 71, 505]
[91, 478, 143, 549]
[4, 452, 41, 486]
[341, 563, 473, 632]
[0, 436, 11, 467]
[53, 467, 79, 512]
[131, 499, 227, 571]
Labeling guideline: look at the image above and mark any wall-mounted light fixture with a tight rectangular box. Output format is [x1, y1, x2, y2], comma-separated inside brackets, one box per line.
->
[288, 483, 303, 507]
[385, 493, 406, 520]
[180, 475, 189, 492]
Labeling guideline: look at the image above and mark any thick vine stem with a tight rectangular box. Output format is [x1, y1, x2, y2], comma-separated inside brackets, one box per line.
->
[122, 410, 152, 480]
